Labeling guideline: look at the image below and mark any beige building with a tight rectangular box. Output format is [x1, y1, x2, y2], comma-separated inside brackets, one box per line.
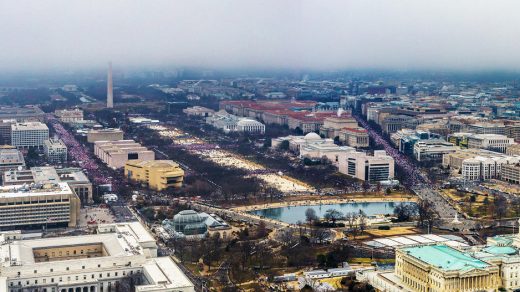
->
[125, 160, 185, 190]
[506, 144, 520, 156]
[467, 134, 515, 153]
[94, 140, 155, 169]
[87, 128, 124, 143]
[43, 138, 68, 164]
[442, 149, 519, 181]
[339, 127, 369, 148]
[55, 108, 84, 123]
[502, 164, 520, 184]
[0, 182, 80, 229]
[319, 116, 358, 138]
[3, 166, 93, 205]
[0, 222, 194, 292]
[0, 147, 25, 175]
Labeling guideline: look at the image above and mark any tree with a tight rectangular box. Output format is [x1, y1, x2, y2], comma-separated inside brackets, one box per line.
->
[417, 199, 437, 228]
[305, 208, 318, 225]
[277, 140, 290, 151]
[324, 209, 343, 225]
[394, 203, 413, 222]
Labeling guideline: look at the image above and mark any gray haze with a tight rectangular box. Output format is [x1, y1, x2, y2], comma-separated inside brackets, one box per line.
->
[1, 0, 520, 71]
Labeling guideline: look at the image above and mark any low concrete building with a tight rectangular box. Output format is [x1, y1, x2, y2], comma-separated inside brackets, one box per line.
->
[94, 140, 155, 169]
[0, 147, 25, 174]
[467, 134, 515, 153]
[319, 115, 358, 138]
[125, 160, 184, 190]
[339, 127, 369, 148]
[87, 128, 124, 143]
[338, 150, 395, 182]
[413, 140, 458, 162]
[501, 163, 520, 184]
[0, 221, 194, 292]
[183, 106, 215, 117]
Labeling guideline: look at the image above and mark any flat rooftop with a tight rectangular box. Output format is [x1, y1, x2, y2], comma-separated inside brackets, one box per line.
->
[11, 122, 48, 131]
[0, 182, 73, 199]
[402, 244, 489, 271]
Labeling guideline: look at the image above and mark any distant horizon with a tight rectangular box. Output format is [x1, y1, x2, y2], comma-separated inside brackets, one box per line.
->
[2, 0, 520, 72]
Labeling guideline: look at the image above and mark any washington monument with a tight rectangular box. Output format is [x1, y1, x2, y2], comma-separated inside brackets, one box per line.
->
[107, 62, 113, 108]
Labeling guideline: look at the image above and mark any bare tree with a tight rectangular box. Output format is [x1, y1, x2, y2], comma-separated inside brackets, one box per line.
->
[305, 208, 318, 225]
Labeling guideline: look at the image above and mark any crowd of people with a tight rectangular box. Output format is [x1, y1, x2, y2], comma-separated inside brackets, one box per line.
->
[49, 119, 121, 191]
[354, 114, 430, 187]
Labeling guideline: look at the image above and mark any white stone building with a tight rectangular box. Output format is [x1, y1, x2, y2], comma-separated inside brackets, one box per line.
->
[44, 138, 68, 164]
[55, 109, 84, 123]
[0, 222, 194, 292]
[338, 150, 395, 182]
[11, 122, 49, 149]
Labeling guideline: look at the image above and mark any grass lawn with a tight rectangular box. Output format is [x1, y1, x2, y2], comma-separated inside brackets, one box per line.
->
[365, 226, 417, 237]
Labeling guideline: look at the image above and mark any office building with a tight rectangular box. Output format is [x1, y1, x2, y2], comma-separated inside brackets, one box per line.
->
[0, 182, 80, 229]
[381, 115, 414, 134]
[413, 140, 458, 162]
[87, 129, 124, 143]
[55, 108, 84, 123]
[125, 160, 185, 190]
[319, 115, 358, 139]
[44, 138, 68, 164]
[442, 149, 519, 181]
[339, 127, 369, 148]
[0, 221, 195, 292]
[0, 106, 44, 121]
[94, 140, 155, 169]
[0, 119, 15, 144]
[338, 150, 395, 182]
[467, 122, 506, 135]
[501, 164, 520, 184]
[3, 166, 93, 205]
[467, 134, 515, 153]
[0, 147, 25, 174]
[11, 122, 49, 149]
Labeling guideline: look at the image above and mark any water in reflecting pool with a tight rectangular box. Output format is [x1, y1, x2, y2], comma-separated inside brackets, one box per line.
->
[249, 201, 415, 224]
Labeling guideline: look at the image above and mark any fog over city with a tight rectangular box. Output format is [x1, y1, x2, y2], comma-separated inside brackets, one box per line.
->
[2, 0, 520, 71]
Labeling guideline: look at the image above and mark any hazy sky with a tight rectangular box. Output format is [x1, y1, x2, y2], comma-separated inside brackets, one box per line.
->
[1, 0, 520, 72]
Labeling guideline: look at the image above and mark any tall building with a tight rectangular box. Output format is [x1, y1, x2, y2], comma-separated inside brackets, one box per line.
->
[125, 160, 185, 190]
[11, 122, 49, 149]
[43, 138, 68, 164]
[0, 182, 80, 229]
[0, 222, 195, 292]
[107, 62, 113, 108]
[3, 166, 93, 205]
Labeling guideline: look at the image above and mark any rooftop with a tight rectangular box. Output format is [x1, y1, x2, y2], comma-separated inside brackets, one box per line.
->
[402, 244, 489, 271]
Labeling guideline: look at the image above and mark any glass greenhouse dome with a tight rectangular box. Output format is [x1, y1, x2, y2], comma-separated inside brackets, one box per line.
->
[170, 210, 207, 236]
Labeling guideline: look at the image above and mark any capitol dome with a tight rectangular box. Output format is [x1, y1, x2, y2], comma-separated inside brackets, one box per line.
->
[304, 132, 321, 141]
